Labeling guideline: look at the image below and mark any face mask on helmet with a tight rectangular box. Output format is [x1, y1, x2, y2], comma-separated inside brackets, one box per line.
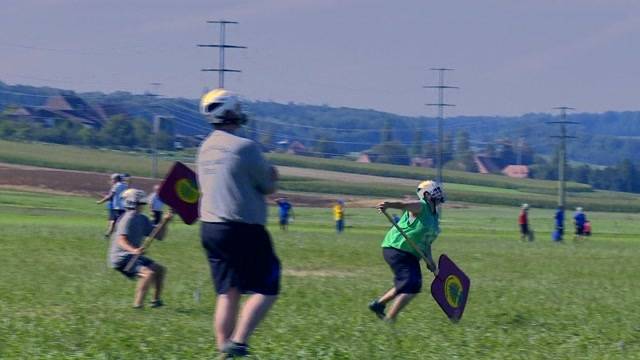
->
[416, 181, 446, 204]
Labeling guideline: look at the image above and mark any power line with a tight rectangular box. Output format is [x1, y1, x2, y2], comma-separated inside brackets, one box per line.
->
[547, 106, 578, 210]
[197, 20, 246, 89]
[425, 67, 458, 183]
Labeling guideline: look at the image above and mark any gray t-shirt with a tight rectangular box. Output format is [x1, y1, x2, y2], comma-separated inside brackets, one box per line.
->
[109, 210, 153, 266]
[197, 130, 276, 225]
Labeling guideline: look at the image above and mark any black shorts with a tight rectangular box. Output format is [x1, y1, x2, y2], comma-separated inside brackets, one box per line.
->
[520, 224, 529, 235]
[383, 247, 422, 294]
[152, 211, 163, 226]
[279, 217, 288, 226]
[114, 255, 155, 279]
[201, 222, 281, 296]
[575, 224, 585, 235]
[110, 209, 125, 221]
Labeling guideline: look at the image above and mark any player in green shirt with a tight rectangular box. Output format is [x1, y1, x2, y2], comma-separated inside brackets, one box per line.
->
[369, 180, 445, 322]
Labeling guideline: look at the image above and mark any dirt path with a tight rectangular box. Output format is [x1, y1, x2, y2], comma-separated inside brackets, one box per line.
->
[0, 162, 386, 207]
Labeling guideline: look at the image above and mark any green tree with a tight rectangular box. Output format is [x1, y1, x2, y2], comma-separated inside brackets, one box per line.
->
[454, 131, 477, 172]
[411, 129, 423, 157]
[370, 141, 410, 165]
[381, 119, 393, 143]
[573, 164, 591, 184]
[497, 140, 516, 168]
[312, 135, 337, 158]
[0, 119, 17, 138]
[483, 143, 497, 157]
[423, 142, 436, 159]
[442, 133, 455, 164]
[132, 118, 151, 148]
[100, 115, 136, 147]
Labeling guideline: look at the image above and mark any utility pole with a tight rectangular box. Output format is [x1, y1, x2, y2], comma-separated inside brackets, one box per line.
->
[152, 115, 161, 179]
[197, 20, 246, 89]
[516, 137, 524, 165]
[548, 106, 577, 209]
[146, 83, 162, 179]
[425, 68, 458, 184]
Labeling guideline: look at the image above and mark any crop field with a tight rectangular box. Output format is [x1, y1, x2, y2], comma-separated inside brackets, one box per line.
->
[1, 189, 639, 359]
[3, 140, 640, 212]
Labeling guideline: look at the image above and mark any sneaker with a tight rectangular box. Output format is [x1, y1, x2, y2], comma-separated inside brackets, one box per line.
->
[132, 304, 144, 310]
[368, 300, 386, 320]
[220, 341, 249, 357]
[150, 299, 164, 308]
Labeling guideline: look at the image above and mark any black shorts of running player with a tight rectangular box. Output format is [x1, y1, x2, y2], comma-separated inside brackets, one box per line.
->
[383, 247, 422, 294]
[113, 254, 155, 279]
[110, 209, 125, 221]
[520, 223, 529, 235]
[201, 222, 281, 296]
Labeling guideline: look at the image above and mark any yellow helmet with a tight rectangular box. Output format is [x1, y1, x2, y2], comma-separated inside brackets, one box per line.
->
[416, 180, 445, 203]
[200, 88, 247, 125]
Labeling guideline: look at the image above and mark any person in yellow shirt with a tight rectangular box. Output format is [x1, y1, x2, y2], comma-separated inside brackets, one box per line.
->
[333, 199, 345, 233]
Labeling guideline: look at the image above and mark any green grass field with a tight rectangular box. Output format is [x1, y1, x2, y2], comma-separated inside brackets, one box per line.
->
[1, 189, 639, 359]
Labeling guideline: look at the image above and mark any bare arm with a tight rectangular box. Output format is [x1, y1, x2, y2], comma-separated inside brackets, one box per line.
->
[96, 192, 113, 204]
[117, 235, 142, 255]
[423, 244, 437, 273]
[376, 201, 423, 216]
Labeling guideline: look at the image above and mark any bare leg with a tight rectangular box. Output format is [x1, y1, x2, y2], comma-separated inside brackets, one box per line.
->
[230, 294, 278, 345]
[215, 288, 241, 350]
[105, 220, 115, 237]
[377, 287, 397, 305]
[151, 264, 166, 301]
[385, 293, 417, 321]
[134, 267, 155, 307]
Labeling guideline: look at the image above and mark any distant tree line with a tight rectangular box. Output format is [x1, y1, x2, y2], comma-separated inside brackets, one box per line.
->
[530, 154, 640, 193]
[0, 113, 176, 150]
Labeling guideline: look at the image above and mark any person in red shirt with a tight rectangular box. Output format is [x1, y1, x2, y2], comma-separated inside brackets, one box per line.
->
[519, 203, 531, 241]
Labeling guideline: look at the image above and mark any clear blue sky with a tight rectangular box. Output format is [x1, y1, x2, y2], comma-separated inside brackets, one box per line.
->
[3, 0, 640, 116]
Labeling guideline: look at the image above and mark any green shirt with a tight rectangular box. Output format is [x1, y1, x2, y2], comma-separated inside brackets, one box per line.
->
[381, 200, 440, 259]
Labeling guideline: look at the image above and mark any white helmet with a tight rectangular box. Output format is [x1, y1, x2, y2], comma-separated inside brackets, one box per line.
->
[122, 189, 148, 209]
[200, 88, 247, 125]
[416, 180, 445, 204]
[522, 203, 529, 210]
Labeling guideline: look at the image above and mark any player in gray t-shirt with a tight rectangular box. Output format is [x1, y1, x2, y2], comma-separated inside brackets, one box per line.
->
[197, 88, 280, 358]
[109, 188, 172, 309]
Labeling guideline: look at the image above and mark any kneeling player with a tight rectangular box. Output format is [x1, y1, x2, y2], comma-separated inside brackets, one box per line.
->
[109, 189, 172, 308]
[369, 180, 445, 322]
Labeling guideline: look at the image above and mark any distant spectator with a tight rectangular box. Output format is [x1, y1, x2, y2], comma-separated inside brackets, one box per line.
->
[518, 203, 532, 241]
[553, 206, 564, 242]
[97, 173, 128, 236]
[333, 199, 345, 234]
[574, 207, 587, 241]
[276, 197, 294, 231]
[147, 184, 165, 226]
[584, 220, 592, 236]
[103, 189, 114, 239]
